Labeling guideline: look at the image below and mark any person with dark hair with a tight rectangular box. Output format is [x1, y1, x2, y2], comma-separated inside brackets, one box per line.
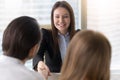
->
[59, 30, 111, 80]
[0, 16, 44, 80]
[33, 0, 79, 78]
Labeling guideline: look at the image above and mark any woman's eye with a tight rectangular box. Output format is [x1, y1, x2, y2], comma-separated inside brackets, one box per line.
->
[55, 16, 59, 18]
[63, 15, 69, 18]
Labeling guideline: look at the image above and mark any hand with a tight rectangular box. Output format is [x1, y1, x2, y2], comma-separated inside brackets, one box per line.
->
[37, 61, 51, 80]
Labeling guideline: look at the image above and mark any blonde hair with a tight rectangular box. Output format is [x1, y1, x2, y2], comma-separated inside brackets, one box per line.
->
[59, 30, 111, 80]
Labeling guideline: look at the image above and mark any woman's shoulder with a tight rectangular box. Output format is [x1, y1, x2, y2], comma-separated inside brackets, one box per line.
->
[75, 29, 80, 33]
[41, 28, 52, 35]
[41, 28, 51, 32]
[41, 28, 53, 40]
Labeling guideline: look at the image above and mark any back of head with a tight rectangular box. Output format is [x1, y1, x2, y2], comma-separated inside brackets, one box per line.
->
[60, 30, 111, 80]
[2, 16, 41, 60]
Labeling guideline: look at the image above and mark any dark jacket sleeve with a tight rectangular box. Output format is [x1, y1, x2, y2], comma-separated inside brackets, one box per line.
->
[33, 28, 48, 70]
[76, 29, 80, 32]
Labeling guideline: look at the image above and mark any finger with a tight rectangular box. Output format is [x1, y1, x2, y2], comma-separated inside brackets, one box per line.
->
[44, 65, 51, 76]
[37, 63, 46, 70]
[37, 61, 51, 76]
[38, 69, 48, 80]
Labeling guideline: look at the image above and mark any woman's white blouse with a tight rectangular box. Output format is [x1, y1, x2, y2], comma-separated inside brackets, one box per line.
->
[58, 32, 70, 62]
[0, 55, 44, 80]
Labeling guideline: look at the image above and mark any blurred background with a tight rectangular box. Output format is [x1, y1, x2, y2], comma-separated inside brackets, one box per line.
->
[0, 0, 120, 74]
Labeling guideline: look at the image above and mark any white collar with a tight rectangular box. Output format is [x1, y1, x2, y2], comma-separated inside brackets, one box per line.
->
[0, 55, 24, 65]
[58, 32, 69, 37]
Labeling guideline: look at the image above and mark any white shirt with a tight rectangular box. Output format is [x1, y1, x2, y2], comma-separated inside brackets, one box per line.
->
[58, 32, 70, 62]
[0, 55, 44, 80]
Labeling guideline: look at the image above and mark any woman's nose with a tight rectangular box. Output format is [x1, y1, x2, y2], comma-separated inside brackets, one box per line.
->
[59, 17, 64, 23]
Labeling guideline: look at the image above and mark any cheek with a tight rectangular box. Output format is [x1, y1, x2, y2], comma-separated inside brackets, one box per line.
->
[36, 45, 40, 54]
[53, 17, 58, 22]
[68, 19, 70, 24]
[53, 19, 58, 27]
[53, 17, 56, 23]
[66, 19, 70, 26]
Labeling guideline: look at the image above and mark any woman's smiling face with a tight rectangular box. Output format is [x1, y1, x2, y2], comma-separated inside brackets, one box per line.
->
[53, 7, 70, 35]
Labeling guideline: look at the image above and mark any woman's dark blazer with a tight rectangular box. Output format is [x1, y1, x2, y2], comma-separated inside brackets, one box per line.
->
[33, 28, 62, 72]
[33, 28, 80, 72]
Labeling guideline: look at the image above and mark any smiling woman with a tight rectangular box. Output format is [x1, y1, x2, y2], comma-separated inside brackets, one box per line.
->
[0, 0, 80, 70]
[53, 7, 71, 35]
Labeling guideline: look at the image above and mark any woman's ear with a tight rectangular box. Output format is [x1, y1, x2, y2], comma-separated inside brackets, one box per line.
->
[28, 44, 40, 59]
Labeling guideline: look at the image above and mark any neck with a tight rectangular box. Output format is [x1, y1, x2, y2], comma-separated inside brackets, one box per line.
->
[59, 30, 68, 35]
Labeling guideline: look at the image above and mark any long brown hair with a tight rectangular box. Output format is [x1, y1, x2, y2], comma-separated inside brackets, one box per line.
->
[51, 1, 75, 54]
[59, 30, 111, 80]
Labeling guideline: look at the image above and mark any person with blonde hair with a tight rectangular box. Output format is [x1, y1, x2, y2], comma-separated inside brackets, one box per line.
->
[59, 30, 111, 80]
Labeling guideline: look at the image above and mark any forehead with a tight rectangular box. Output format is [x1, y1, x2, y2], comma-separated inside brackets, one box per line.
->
[54, 7, 69, 15]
